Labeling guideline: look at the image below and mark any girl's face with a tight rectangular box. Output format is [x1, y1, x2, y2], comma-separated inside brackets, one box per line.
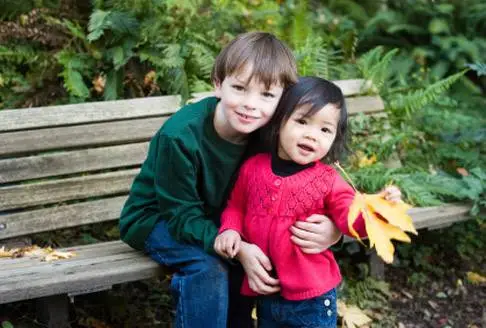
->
[277, 104, 340, 165]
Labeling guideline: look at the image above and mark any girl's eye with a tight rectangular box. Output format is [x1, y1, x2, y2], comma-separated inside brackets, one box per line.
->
[262, 92, 275, 98]
[321, 127, 331, 133]
[296, 118, 307, 125]
[232, 85, 245, 91]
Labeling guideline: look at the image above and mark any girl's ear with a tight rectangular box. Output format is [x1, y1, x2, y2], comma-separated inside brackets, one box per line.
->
[213, 80, 222, 98]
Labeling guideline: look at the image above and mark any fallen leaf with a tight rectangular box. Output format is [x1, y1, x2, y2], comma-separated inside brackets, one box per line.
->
[337, 300, 372, 328]
[42, 250, 76, 262]
[401, 290, 414, 299]
[466, 271, 486, 285]
[0, 246, 14, 258]
[456, 167, 469, 176]
[359, 154, 377, 168]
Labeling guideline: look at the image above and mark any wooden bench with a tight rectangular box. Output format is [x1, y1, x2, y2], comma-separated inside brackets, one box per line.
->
[0, 79, 472, 327]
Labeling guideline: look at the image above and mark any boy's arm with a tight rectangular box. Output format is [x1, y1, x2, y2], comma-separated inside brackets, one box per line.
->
[326, 172, 367, 239]
[155, 135, 219, 253]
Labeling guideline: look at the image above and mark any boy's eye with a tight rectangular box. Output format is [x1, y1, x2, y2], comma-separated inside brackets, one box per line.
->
[296, 118, 307, 125]
[262, 91, 275, 98]
[232, 85, 245, 91]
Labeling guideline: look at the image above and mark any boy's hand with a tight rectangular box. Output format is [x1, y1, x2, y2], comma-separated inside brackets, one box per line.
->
[290, 214, 342, 254]
[214, 229, 241, 258]
[380, 185, 402, 203]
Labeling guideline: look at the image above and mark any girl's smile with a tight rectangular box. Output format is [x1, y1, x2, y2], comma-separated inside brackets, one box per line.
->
[278, 104, 340, 165]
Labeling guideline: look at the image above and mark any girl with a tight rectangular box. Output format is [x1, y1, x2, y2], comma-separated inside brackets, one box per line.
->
[214, 77, 402, 327]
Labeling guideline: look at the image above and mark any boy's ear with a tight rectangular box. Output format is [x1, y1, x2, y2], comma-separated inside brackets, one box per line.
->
[213, 80, 222, 98]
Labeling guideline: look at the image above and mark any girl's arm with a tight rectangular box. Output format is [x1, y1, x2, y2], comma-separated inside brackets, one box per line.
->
[326, 171, 367, 238]
[218, 161, 251, 237]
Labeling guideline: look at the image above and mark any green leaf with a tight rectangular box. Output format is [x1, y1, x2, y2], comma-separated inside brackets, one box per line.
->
[104, 69, 122, 101]
[1, 321, 14, 328]
[66, 70, 90, 99]
[429, 18, 450, 34]
[88, 10, 110, 42]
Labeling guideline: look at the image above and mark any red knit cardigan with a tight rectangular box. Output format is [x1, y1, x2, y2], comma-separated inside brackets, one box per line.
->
[220, 153, 366, 300]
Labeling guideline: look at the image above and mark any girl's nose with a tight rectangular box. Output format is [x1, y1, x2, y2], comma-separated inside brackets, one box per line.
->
[304, 132, 317, 141]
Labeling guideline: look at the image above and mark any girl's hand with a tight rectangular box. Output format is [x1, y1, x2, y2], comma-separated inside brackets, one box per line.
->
[236, 242, 280, 295]
[380, 185, 402, 203]
[290, 214, 342, 254]
[214, 230, 241, 258]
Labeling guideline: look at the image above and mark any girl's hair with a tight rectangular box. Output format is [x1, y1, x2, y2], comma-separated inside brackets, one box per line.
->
[263, 76, 349, 163]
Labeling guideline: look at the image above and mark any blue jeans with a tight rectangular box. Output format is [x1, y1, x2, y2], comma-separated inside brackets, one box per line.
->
[144, 220, 253, 328]
[257, 289, 338, 328]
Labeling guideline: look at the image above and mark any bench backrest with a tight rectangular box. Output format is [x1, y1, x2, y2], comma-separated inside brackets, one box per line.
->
[0, 80, 383, 241]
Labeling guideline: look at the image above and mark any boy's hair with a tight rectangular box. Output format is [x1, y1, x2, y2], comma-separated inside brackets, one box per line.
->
[211, 32, 297, 89]
[263, 76, 349, 163]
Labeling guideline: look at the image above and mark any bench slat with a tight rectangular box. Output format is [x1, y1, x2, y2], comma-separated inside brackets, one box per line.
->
[0, 240, 129, 268]
[0, 81, 373, 132]
[0, 95, 181, 132]
[0, 196, 126, 240]
[0, 117, 166, 158]
[0, 169, 138, 211]
[409, 203, 472, 229]
[0, 246, 161, 304]
[0, 143, 148, 184]
[0, 96, 383, 158]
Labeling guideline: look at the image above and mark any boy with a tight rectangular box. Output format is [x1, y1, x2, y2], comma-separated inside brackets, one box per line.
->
[119, 32, 341, 328]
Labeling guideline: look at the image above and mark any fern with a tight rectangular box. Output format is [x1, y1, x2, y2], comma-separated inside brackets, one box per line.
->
[357, 47, 399, 92]
[56, 50, 93, 99]
[390, 69, 468, 118]
[467, 62, 486, 76]
[87, 10, 139, 42]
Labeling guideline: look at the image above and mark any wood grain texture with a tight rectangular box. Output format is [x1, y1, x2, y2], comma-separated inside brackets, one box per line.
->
[0, 197, 127, 239]
[0, 143, 148, 183]
[0, 169, 138, 211]
[0, 117, 166, 157]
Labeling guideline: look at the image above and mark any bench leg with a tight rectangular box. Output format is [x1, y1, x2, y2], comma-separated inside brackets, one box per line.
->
[36, 294, 71, 328]
[369, 250, 385, 280]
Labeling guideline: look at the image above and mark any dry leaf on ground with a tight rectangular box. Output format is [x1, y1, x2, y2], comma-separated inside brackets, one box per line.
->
[0, 245, 76, 261]
[337, 300, 372, 328]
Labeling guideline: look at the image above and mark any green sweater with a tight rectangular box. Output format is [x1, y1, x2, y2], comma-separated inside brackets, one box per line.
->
[119, 97, 247, 253]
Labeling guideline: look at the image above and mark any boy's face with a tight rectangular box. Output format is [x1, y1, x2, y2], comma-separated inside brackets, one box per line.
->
[214, 66, 284, 137]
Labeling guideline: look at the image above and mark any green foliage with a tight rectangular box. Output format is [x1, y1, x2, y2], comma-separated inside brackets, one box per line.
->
[389, 69, 468, 118]
[341, 277, 391, 309]
[56, 50, 93, 100]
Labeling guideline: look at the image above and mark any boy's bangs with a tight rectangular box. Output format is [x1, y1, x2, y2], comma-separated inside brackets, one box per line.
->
[225, 42, 296, 89]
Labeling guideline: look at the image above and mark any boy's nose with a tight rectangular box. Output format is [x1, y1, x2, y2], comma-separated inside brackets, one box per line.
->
[243, 94, 258, 110]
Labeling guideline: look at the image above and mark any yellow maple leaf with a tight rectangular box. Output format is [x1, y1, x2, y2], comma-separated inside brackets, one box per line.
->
[364, 194, 417, 234]
[365, 208, 411, 263]
[347, 192, 416, 264]
[348, 193, 366, 240]
[337, 300, 372, 328]
[336, 162, 417, 264]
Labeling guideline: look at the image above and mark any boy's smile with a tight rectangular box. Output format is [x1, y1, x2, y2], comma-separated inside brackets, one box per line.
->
[213, 65, 283, 144]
